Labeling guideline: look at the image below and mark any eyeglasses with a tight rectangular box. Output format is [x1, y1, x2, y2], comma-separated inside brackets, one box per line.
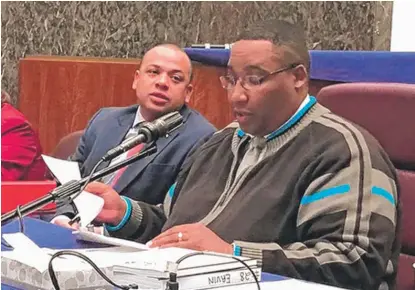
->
[219, 63, 300, 91]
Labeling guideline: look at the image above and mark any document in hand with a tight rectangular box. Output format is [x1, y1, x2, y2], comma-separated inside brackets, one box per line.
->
[41, 155, 104, 227]
[112, 247, 262, 290]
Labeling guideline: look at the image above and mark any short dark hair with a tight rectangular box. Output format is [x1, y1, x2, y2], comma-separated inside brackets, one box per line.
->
[140, 43, 193, 82]
[237, 19, 310, 73]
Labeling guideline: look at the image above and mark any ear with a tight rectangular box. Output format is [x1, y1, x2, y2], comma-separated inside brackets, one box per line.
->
[132, 70, 140, 90]
[292, 64, 308, 90]
[184, 83, 193, 103]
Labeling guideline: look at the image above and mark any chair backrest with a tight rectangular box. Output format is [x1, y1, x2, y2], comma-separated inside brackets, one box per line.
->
[51, 130, 84, 160]
[317, 83, 415, 290]
[397, 169, 415, 290]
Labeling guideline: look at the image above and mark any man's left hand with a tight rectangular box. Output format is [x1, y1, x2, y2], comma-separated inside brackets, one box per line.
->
[148, 223, 233, 254]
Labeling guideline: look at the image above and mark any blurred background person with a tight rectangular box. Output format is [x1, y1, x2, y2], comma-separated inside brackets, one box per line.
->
[1, 90, 46, 181]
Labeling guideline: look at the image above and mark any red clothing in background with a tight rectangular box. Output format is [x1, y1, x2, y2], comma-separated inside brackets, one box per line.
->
[1, 103, 46, 180]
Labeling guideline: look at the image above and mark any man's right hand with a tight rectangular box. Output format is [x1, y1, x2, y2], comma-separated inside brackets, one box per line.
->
[83, 182, 127, 226]
[52, 216, 80, 230]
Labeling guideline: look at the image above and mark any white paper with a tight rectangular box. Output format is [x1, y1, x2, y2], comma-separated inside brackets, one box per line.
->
[1, 233, 120, 274]
[119, 248, 259, 277]
[71, 193, 104, 227]
[42, 155, 104, 227]
[42, 155, 82, 183]
[43, 247, 140, 268]
[2, 232, 43, 253]
[73, 229, 149, 251]
[2, 233, 52, 272]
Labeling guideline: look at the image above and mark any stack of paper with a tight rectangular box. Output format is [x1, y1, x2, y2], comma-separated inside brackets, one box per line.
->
[111, 247, 262, 290]
[1, 233, 114, 290]
[2, 231, 262, 290]
[73, 228, 149, 250]
[74, 230, 262, 289]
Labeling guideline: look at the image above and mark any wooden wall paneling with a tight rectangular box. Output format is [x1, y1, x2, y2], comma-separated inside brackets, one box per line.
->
[190, 63, 232, 129]
[19, 56, 139, 154]
[18, 55, 334, 155]
[18, 56, 233, 154]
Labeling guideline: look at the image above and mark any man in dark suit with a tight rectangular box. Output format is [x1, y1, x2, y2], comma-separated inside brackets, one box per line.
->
[53, 44, 215, 228]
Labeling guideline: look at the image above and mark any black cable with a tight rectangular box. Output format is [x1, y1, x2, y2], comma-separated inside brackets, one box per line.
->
[47, 250, 137, 290]
[16, 205, 24, 233]
[1, 205, 25, 249]
[168, 252, 261, 290]
[47, 249, 260, 290]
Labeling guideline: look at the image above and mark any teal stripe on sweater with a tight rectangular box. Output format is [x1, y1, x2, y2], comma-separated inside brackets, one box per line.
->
[371, 186, 395, 205]
[301, 184, 351, 205]
[168, 183, 177, 198]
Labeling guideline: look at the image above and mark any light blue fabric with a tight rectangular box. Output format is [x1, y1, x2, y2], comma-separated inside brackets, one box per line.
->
[184, 48, 415, 84]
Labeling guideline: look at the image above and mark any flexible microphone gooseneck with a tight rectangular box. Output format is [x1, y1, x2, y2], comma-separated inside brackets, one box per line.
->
[102, 111, 183, 161]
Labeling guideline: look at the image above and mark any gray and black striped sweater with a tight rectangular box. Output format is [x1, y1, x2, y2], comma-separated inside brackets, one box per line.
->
[112, 103, 400, 290]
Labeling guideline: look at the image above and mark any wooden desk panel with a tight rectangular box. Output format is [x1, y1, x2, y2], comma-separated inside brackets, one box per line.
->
[18, 56, 231, 154]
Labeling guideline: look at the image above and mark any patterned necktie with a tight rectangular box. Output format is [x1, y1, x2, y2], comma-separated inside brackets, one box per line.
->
[109, 143, 144, 187]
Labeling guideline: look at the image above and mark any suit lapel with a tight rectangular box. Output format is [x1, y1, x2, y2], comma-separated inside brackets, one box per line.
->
[113, 105, 192, 196]
[96, 106, 138, 172]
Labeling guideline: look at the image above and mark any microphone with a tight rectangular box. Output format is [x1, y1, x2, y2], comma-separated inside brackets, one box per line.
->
[1, 113, 184, 226]
[191, 43, 231, 49]
[102, 111, 183, 161]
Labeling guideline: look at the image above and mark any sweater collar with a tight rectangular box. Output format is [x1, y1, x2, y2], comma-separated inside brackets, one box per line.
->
[236, 95, 317, 142]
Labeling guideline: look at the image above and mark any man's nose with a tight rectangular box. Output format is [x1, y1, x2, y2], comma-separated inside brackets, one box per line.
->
[228, 81, 248, 103]
[156, 73, 169, 88]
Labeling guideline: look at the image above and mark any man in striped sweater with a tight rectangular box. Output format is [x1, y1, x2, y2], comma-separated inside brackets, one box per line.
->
[84, 19, 400, 290]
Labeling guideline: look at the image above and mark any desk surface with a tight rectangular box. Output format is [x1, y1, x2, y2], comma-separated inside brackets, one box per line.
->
[1, 218, 285, 289]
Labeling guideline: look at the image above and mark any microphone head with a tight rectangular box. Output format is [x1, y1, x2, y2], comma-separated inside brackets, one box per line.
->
[102, 111, 183, 161]
[156, 111, 183, 136]
[139, 111, 183, 142]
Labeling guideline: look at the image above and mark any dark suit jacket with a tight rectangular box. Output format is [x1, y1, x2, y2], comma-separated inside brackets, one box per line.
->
[1, 103, 46, 181]
[57, 105, 215, 218]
